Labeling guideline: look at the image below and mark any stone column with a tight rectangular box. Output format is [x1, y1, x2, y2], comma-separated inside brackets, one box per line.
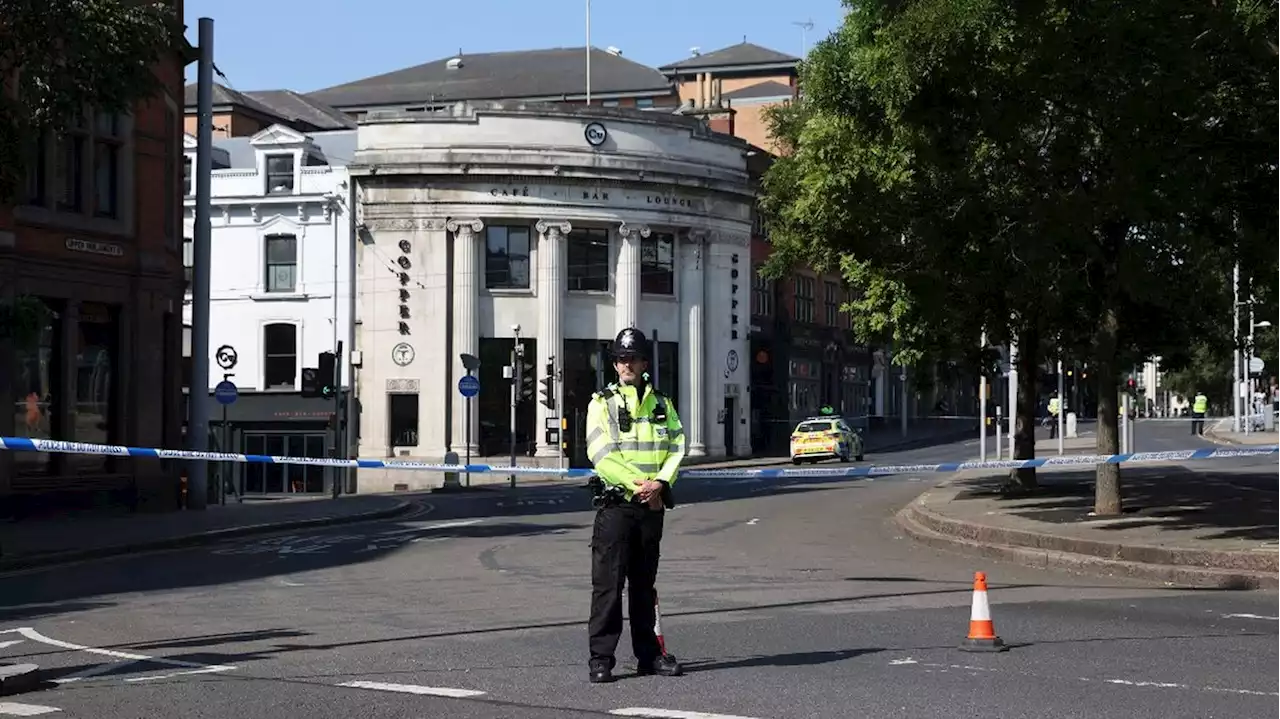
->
[678, 230, 707, 456]
[615, 221, 648, 334]
[447, 218, 483, 455]
[535, 219, 571, 458]
[702, 238, 727, 458]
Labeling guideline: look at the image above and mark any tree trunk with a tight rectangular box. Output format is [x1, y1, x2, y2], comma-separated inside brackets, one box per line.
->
[1006, 325, 1040, 493]
[1093, 304, 1122, 516]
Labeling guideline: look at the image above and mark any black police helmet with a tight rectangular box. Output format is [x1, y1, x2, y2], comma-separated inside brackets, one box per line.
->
[611, 327, 649, 360]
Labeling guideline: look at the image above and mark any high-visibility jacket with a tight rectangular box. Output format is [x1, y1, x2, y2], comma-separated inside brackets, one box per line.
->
[1193, 394, 1208, 414]
[585, 381, 686, 501]
[1048, 397, 1060, 416]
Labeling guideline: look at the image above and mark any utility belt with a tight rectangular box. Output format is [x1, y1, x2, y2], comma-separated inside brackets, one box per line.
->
[587, 476, 674, 510]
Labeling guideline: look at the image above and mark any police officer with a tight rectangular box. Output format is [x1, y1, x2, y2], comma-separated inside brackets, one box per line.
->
[1191, 391, 1208, 435]
[584, 327, 686, 684]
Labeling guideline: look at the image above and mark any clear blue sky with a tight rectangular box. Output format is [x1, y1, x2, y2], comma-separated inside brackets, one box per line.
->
[182, 0, 847, 93]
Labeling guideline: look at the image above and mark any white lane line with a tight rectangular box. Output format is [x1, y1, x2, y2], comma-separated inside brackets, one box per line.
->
[0, 640, 25, 650]
[337, 680, 485, 698]
[745, 518, 759, 526]
[0, 703, 60, 716]
[888, 659, 1276, 698]
[1222, 613, 1278, 621]
[611, 709, 762, 719]
[378, 519, 484, 536]
[10, 627, 235, 679]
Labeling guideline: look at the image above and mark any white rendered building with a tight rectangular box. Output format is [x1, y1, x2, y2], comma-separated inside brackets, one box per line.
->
[182, 124, 356, 495]
[351, 103, 756, 491]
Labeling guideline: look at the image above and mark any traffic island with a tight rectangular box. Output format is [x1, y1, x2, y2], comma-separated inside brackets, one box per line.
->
[897, 465, 1278, 589]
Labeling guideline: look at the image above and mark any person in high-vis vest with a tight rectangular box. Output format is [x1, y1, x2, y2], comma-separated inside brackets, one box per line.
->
[1047, 392, 1061, 439]
[584, 327, 686, 684]
[1191, 391, 1208, 435]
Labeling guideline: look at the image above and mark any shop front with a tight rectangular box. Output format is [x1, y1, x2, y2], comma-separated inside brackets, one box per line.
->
[202, 392, 338, 497]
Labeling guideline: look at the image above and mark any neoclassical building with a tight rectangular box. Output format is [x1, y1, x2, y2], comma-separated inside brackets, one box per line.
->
[350, 103, 756, 490]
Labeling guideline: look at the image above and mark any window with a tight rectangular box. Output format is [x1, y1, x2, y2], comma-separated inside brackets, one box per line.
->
[25, 108, 127, 220]
[243, 432, 327, 493]
[601, 100, 620, 108]
[568, 227, 610, 292]
[635, 98, 655, 109]
[183, 156, 192, 195]
[262, 323, 297, 390]
[752, 265, 774, 317]
[183, 238, 193, 292]
[265, 234, 297, 293]
[265, 154, 295, 194]
[794, 275, 815, 323]
[93, 111, 123, 218]
[843, 288, 856, 329]
[825, 281, 839, 326]
[388, 393, 420, 447]
[75, 302, 119, 472]
[640, 232, 675, 295]
[56, 127, 85, 212]
[485, 225, 532, 289]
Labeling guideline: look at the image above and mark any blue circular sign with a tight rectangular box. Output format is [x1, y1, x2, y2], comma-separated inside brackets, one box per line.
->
[214, 380, 238, 405]
[457, 375, 480, 398]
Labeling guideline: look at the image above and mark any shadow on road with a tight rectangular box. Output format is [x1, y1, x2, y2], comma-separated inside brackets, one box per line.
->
[683, 648, 884, 673]
[953, 466, 1277, 541]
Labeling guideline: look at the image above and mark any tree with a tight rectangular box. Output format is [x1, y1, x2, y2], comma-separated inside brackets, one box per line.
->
[759, 0, 1276, 513]
[0, 0, 182, 337]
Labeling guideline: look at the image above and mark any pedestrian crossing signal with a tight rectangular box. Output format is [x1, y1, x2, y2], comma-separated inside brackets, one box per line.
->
[318, 351, 336, 399]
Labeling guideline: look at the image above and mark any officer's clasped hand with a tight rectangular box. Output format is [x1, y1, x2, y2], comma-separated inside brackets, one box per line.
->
[634, 479, 664, 503]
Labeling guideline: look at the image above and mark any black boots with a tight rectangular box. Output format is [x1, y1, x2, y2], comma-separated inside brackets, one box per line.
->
[589, 654, 683, 683]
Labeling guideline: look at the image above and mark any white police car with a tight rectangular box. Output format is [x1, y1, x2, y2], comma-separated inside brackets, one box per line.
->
[789, 416, 864, 464]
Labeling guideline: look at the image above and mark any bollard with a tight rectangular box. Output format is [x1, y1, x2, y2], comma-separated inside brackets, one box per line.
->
[441, 451, 463, 490]
[1066, 412, 1078, 439]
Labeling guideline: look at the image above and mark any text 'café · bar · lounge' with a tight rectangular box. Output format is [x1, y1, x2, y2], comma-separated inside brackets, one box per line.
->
[351, 102, 758, 491]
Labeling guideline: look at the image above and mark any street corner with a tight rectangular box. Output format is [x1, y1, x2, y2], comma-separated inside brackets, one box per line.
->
[895, 479, 1279, 590]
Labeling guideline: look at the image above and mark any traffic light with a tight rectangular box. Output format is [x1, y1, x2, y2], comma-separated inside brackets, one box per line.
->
[540, 360, 556, 410]
[318, 351, 336, 399]
[301, 367, 320, 397]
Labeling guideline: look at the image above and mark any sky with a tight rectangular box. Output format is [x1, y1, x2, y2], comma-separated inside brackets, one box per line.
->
[181, 0, 848, 93]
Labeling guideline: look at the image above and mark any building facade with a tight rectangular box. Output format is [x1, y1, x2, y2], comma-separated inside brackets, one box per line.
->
[180, 124, 356, 496]
[351, 103, 756, 492]
[0, 11, 190, 515]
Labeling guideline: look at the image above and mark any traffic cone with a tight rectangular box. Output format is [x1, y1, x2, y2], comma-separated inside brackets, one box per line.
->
[654, 592, 669, 657]
[959, 571, 1008, 652]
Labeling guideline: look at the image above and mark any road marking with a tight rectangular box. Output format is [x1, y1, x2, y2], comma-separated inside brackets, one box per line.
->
[889, 660, 1276, 697]
[0, 640, 24, 650]
[337, 680, 485, 698]
[378, 519, 484, 536]
[0, 703, 60, 716]
[611, 709, 762, 719]
[1, 627, 235, 680]
[1222, 613, 1278, 621]
[745, 518, 759, 526]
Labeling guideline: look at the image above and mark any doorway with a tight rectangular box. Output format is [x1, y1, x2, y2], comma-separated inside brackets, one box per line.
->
[723, 396, 736, 457]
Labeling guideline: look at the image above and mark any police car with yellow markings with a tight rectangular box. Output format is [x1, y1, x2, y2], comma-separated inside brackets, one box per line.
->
[789, 408, 864, 464]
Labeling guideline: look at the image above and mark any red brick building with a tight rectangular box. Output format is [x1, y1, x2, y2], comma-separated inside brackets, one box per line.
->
[0, 3, 191, 514]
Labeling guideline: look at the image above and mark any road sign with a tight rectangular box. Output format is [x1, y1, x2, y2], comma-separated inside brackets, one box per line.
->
[215, 345, 238, 370]
[214, 380, 238, 405]
[1249, 357, 1264, 374]
[458, 374, 480, 398]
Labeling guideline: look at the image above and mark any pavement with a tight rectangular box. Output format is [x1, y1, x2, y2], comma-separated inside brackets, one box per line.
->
[899, 420, 1279, 589]
[0, 425, 1274, 717]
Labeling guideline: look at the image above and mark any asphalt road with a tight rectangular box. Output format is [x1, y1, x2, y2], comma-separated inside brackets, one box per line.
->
[0, 426, 1275, 719]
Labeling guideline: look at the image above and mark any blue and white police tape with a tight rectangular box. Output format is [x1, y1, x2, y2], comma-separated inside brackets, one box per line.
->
[0, 436, 1274, 481]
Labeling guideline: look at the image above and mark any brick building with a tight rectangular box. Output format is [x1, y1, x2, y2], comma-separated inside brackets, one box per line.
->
[0, 4, 191, 515]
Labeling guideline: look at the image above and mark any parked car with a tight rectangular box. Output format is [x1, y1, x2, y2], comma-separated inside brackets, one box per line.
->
[789, 417, 864, 464]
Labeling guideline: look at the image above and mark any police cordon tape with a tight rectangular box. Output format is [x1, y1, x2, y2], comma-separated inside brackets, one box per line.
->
[0, 436, 1274, 481]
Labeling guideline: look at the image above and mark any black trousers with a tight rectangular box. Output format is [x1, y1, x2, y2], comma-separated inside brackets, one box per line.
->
[588, 501, 665, 667]
[1192, 411, 1205, 435]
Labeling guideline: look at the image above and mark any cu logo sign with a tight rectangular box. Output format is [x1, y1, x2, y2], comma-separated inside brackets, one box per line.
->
[584, 122, 608, 147]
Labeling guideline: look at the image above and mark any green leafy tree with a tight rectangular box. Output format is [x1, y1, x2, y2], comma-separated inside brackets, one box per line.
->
[759, 0, 1276, 513]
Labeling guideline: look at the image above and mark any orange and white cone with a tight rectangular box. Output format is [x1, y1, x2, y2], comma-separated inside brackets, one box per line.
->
[959, 571, 1008, 652]
[654, 593, 669, 657]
